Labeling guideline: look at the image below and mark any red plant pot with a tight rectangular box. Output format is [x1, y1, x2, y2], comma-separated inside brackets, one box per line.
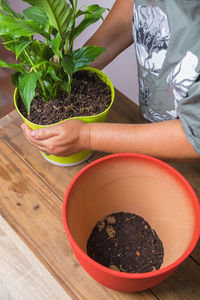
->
[62, 153, 200, 292]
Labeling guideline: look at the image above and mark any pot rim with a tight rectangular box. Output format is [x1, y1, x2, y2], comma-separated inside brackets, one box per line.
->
[62, 153, 200, 279]
[14, 66, 115, 128]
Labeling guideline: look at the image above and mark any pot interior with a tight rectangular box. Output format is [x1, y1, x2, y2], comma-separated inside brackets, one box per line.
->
[67, 156, 197, 269]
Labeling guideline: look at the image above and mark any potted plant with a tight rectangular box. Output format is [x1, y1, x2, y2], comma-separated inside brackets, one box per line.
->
[0, 0, 115, 166]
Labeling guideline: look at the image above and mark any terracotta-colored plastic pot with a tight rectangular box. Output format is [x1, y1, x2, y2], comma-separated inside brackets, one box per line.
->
[62, 153, 200, 292]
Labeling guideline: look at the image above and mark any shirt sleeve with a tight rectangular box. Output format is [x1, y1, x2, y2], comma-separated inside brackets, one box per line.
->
[178, 80, 200, 155]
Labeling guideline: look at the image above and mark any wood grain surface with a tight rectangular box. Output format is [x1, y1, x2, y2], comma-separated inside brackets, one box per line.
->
[0, 216, 71, 300]
[0, 90, 199, 299]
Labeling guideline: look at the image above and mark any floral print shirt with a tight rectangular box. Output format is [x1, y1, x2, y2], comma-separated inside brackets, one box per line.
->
[133, 0, 200, 154]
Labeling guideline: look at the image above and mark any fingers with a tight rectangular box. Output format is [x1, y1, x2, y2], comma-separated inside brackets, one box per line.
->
[21, 123, 57, 140]
[21, 123, 67, 155]
[20, 119, 86, 157]
[21, 123, 52, 152]
[21, 123, 32, 136]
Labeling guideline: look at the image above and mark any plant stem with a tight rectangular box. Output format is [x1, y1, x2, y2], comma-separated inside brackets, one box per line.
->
[74, 0, 78, 12]
[24, 49, 47, 99]
[24, 49, 34, 66]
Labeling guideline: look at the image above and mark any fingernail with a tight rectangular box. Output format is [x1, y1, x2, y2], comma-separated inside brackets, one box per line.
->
[30, 130, 38, 138]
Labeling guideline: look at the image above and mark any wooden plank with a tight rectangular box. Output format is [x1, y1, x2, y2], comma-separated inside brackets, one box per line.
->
[0, 102, 15, 119]
[151, 257, 200, 300]
[0, 138, 155, 300]
[0, 89, 11, 108]
[0, 216, 71, 300]
[0, 75, 15, 101]
[0, 110, 87, 199]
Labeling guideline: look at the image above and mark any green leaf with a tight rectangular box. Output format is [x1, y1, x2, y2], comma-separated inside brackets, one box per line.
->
[68, 0, 74, 8]
[23, 0, 72, 44]
[42, 79, 52, 94]
[30, 40, 54, 65]
[70, 5, 107, 43]
[86, 5, 108, 17]
[23, 6, 48, 28]
[60, 80, 71, 95]
[62, 53, 75, 78]
[1, 36, 16, 52]
[48, 35, 61, 58]
[31, 60, 49, 70]
[0, 0, 24, 19]
[46, 64, 60, 81]
[19, 71, 42, 114]
[11, 71, 21, 87]
[43, 79, 59, 100]
[15, 40, 32, 59]
[74, 46, 105, 71]
[75, 9, 86, 18]
[0, 58, 24, 72]
[61, 54, 75, 94]
[0, 12, 50, 39]
[44, 19, 51, 34]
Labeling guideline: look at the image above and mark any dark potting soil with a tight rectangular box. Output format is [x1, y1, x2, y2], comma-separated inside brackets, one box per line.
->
[18, 70, 112, 125]
[87, 212, 164, 273]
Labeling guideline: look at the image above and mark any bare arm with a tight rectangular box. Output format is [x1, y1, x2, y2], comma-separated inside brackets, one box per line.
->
[86, 119, 199, 160]
[21, 118, 199, 161]
[86, 0, 134, 69]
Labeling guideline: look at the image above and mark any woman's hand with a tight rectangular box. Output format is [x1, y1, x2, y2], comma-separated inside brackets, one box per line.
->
[21, 119, 91, 156]
[21, 118, 199, 160]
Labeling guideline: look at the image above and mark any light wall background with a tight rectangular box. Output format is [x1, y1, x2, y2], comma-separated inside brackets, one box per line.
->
[11, 0, 139, 104]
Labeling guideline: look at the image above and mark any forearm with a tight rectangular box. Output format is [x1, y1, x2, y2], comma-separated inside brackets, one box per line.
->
[22, 116, 199, 160]
[86, 119, 200, 160]
[85, 0, 134, 69]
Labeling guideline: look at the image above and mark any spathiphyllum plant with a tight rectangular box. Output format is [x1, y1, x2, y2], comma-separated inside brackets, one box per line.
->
[0, 0, 107, 114]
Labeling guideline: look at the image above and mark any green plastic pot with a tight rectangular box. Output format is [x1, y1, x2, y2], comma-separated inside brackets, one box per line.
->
[14, 67, 115, 166]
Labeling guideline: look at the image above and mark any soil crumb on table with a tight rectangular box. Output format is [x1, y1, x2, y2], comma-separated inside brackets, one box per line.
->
[87, 212, 164, 273]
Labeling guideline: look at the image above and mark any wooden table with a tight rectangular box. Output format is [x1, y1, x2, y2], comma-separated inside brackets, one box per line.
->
[0, 90, 200, 300]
